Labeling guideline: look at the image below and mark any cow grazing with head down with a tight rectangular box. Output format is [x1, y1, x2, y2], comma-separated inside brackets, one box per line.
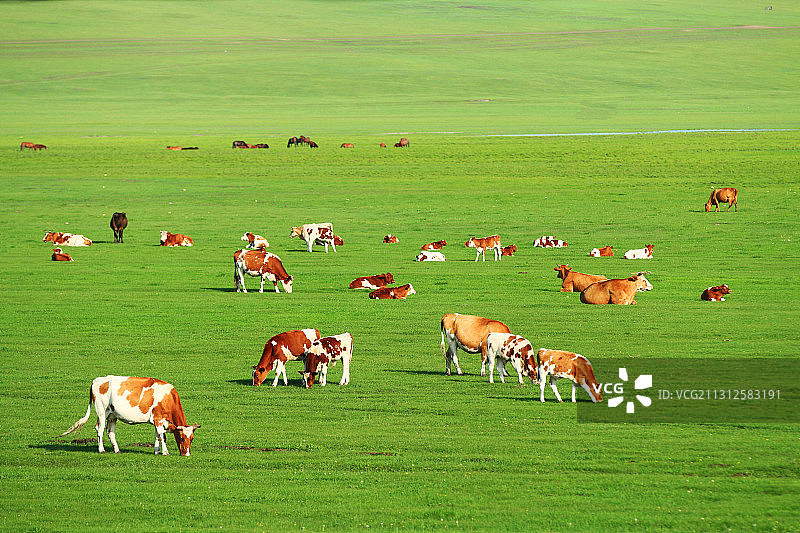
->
[340, 143, 354, 148]
[421, 240, 446, 251]
[384, 235, 399, 244]
[441, 313, 511, 376]
[234, 249, 293, 293]
[501, 244, 517, 257]
[160, 231, 193, 247]
[51, 248, 73, 262]
[705, 188, 738, 212]
[416, 251, 445, 262]
[554, 264, 607, 293]
[43, 232, 92, 247]
[110, 212, 127, 243]
[465, 235, 502, 261]
[349, 272, 394, 290]
[369, 283, 415, 300]
[252, 329, 321, 386]
[589, 246, 614, 257]
[624, 245, 654, 259]
[300, 333, 353, 388]
[701, 284, 731, 302]
[485, 333, 532, 384]
[534, 349, 602, 403]
[580, 272, 653, 305]
[534, 236, 568, 248]
[58, 375, 200, 455]
[241, 232, 269, 249]
[290, 223, 336, 253]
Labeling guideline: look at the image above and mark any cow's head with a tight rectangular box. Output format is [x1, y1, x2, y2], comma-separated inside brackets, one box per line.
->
[252, 364, 269, 386]
[384, 273, 394, 284]
[169, 423, 200, 456]
[289, 227, 301, 238]
[160, 231, 169, 243]
[630, 273, 653, 292]
[716, 284, 732, 295]
[704, 201, 713, 212]
[554, 264, 571, 279]
[280, 276, 294, 294]
[241, 232, 252, 243]
[405, 284, 416, 297]
[464, 238, 475, 248]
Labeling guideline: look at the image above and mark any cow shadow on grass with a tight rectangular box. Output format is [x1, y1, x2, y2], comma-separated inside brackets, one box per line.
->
[31, 439, 153, 454]
[486, 395, 597, 403]
[227, 378, 306, 388]
[202, 287, 237, 292]
[384, 369, 447, 377]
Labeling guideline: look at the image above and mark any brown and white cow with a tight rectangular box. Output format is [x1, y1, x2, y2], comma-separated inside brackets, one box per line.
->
[160, 231, 193, 247]
[252, 329, 321, 386]
[485, 332, 533, 384]
[701, 284, 731, 302]
[705, 188, 738, 212]
[51, 248, 73, 262]
[290, 223, 336, 253]
[501, 244, 518, 257]
[43, 232, 92, 247]
[416, 251, 446, 262]
[300, 333, 353, 388]
[110, 212, 127, 243]
[234, 249, 293, 293]
[554, 264, 607, 293]
[421, 240, 447, 251]
[589, 245, 614, 257]
[624, 245, 654, 259]
[383, 234, 399, 244]
[533, 236, 568, 248]
[369, 283, 415, 300]
[465, 235, 502, 261]
[241, 232, 270, 249]
[535, 349, 602, 403]
[58, 375, 200, 455]
[349, 272, 394, 290]
[580, 272, 653, 305]
[441, 313, 511, 376]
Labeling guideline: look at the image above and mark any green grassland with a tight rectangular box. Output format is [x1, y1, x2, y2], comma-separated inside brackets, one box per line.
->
[1, 1, 800, 532]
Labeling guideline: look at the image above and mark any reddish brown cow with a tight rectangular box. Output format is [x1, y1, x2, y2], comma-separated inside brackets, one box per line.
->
[43, 231, 92, 246]
[701, 284, 731, 302]
[535, 349, 602, 403]
[421, 240, 447, 251]
[234, 249, 293, 293]
[369, 283, 416, 300]
[501, 244, 517, 257]
[589, 246, 614, 257]
[705, 188, 738, 212]
[110, 212, 127, 243]
[465, 235, 502, 261]
[554, 264, 607, 292]
[383, 234, 399, 243]
[51, 248, 73, 262]
[160, 231, 193, 247]
[166, 146, 182, 150]
[440, 313, 511, 376]
[380, 142, 387, 148]
[300, 333, 353, 388]
[252, 329, 321, 386]
[349, 273, 394, 290]
[580, 273, 653, 305]
[340, 143, 355, 148]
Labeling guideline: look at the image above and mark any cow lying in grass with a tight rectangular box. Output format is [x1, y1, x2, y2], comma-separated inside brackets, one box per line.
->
[701, 284, 731, 302]
[554, 264, 607, 292]
[580, 272, 652, 305]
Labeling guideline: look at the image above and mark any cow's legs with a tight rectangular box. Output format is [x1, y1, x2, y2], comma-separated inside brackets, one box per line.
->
[330, 241, 337, 253]
[488, 353, 497, 383]
[155, 425, 169, 455]
[307, 240, 313, 252]
[339, 356, 350, 385]
[480, 343, 488, 376]
[550, 376, 563, 403]
[95, 416, 107, 453]
[474, 250, 480, 262]
[272, 360, 285, 387]
[259, 274, 266, 293]
[153, 426, 162, 454]
[571, 382, 577, 403]
[235, 266, 247, 293]
[107, 417, 121, 453]
[320, 365, 328, 386]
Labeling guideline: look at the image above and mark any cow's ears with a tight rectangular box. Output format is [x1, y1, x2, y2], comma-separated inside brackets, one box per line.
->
[252, 365, 257, 370]
[298, 371, 304, 375]
[191, 424, 201, 430]
[628, 276, 637, 281]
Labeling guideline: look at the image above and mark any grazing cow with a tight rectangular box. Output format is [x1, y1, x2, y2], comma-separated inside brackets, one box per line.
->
[232, 140, 248, 148]
[340, 143, 354, 148]
[416, 251, 446, 262]
[58, 375, 200, 455]
[533, 236, 568, 248]
[160, 231, 193, 247]
[465, 235, 502, 261]
[241, 232, 269, 249]
[51, 248, 73, 262]
[290, 223, 336, 253]
[580, 272, 653, 305]
[589, 245, 614, 257]
[624, 245, 654, 259]
[380, 142, 387, 148]
[43, 232, 92, 247]
[701, 284, 732, 302]
[485, 332, 532, 384]
[20, 142, 36, 150]
[384, 234, 399, 244]
[33, 144, 47, 150]
[535, 349, 602, 403]
[501, 244, 518, 257]
[349, 272, 394, 290]
[333, 235, 343, 246]
[705, 187, 738, 212]
[110, 212, 127, 243]
[369, 283, 416, 300]
[554, 264, 608, 293]
[252, 329, 321, 386]
[300, 333, 354, 388]
[233, 249, 293, 293]
[440, 313, 511, 376]
[421, 240, 447, 251]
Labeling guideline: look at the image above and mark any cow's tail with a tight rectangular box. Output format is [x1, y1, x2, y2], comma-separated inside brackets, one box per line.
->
[58, 402, 92, 438]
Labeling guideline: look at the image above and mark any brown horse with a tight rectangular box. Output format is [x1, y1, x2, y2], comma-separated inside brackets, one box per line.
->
[232, 140, 248, 148]
[110, 212, 128, 243]
[166, 146, 182, 150]
[340, 143, 354, 148]
[308, 141, 318, 148]
[705, 188, 738, 212]
[20, 142, 36, 150]
[33, 144, 47, 150]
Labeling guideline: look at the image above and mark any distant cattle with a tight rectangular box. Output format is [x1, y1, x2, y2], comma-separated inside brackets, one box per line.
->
[43, 232, 92, 247]
[554, 264, 607, 293]
[250, 143, 268, 149]
[340, 143, 354, 148]
[241, 232, 269, 249]
[160, 231, 193, 247]
[501, 244, 517, 257]
[589, 245, 614, 257]
[58, 375, 200, 455]
[233, 249, 293, 293]
[110, 212, 127, 243]
[300, 333, 354, 388]
[416, 251, 446, 262]
[51, 248, 73, 262]
[369, 283, 416, 300]
[533, 236, 568, 248]
[624, 245, 654, 259]
[535, 349, 602, 403]
[380, 142, 387, 148]
[290, 223, 336, 253]
[705, 188, 738, 212]
[396, 137, 410, 147]
[441, 313, 511, 376]
[383, 234, 399, 244]
[33, 144, 47, 150]
[421, 240, 446, 251]
[308, 141, 318, 148]
[701, 284, 731, 302]
[349, 272, 394, 290]
[465, 235, 502, 261]
[252, 329, 321, 386]
[485, 332, 532, 384]
[232, 140, 248, 148]
[580, 272, 653, 305]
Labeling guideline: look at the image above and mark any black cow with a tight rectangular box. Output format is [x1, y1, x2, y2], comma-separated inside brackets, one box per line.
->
[110, 212, 128, 243]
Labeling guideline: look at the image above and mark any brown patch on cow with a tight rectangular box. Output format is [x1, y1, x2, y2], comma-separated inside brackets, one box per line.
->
[139, 387, 155, 414]
[118, 377, 159, 409]
[98, 381, 109, 395]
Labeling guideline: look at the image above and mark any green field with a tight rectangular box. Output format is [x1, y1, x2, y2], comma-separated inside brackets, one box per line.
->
[1, 2, 799, 532]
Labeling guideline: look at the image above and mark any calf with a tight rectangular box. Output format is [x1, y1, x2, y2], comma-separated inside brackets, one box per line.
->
[535, 349, 602, 403]
[110, 212, 127, 243]
[465, 235, 502, 261]
[383, 234, 399, 244]
[589, 245, 614, 257]
[51, 248, 73, 262]
[624, 245, 654, 259]
[501, 244, 518, 257]
[485, 333, 532, 384]
[160, 231, 193, 247]
[58, 375, 200, 455]
[441, 313, 511, 376]
[554, 264, 607, 293]
[252, 329, 321, 386]
[421, 240, 447, 251]
[241, 232, 270, 249]
[290, 223, 336, 253]
[43, 232, 92, 247]
[533, 236, 568, 248]
[580, 272, 653, 305]
[349, 272, 394, 290]
[705, 188, 738, 212]
[416, 251, 445, 261]
[369, 283, 415, 300]
[300, 333, 354, 388]
[701, 284, 731, 302]
[234, 249, 293, 293]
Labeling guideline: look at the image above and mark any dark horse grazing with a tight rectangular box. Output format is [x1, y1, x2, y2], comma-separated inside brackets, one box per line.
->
[287, 137, 299, 148]
[110, 212, 128, 243]
[21, 142, 46, 150]
[232, 140, 248, 148]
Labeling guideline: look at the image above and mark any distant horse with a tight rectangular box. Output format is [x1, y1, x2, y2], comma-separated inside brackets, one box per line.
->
[20, 142, 37, 150]
[705, 188, 738, 212]
[33, 144, 47, 150]
[380, 142, 387, 147]
[287, 137, 299, 148]
[251, 143, 269, 149]
[232, 140, 248, 148]
[398, 137, 409, 147]
[167, 146, 182, 150]
[340, 143, 354, 148]
[110, 212, 128, 243]
[308, 141, 318, 148]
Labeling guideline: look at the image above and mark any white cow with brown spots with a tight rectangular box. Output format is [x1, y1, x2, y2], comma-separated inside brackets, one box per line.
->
[299, 333, 354, 388]
[441, 313, 511, 376]
[43, 231, 92, 247]
[535, 349, 602, 403]
[160, 231, 193, 247]
[289, 223, 336, 253]
[234, 249, 293, 293]
[252, 329, 321, 386]
[465, 235, 502, 261]
[241, 232, 270, 249]
[58, 375, 200, 455]
[486, 333, 534, 384]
